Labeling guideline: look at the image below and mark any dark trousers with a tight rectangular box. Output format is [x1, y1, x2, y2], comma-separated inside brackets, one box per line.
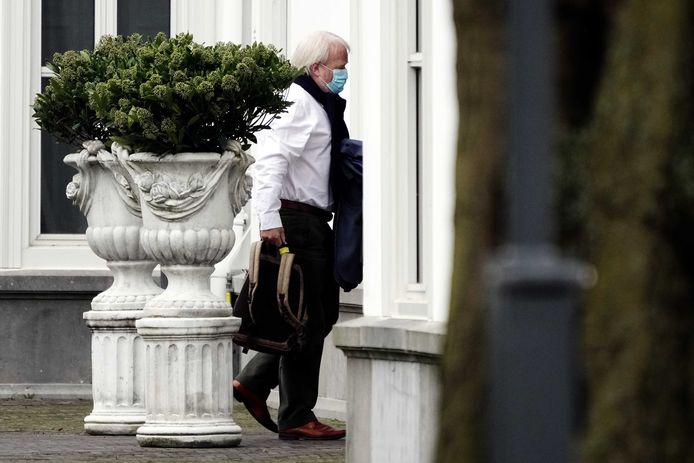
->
[236, 208, 339, 429]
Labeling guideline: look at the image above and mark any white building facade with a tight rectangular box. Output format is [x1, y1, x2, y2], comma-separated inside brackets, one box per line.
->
[0, 0, 456, 461]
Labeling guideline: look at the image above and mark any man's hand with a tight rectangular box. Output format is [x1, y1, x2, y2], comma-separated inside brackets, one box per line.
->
[260, 227, 286, 247]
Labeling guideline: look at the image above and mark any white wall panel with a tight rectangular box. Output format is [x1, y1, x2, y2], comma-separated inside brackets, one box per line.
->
[285, 0, 351, 111]
[215, 0, 244, 43]
[286, 0, 350, 52]
[249, 0, 287, 51]
[172, 0, 244, 45]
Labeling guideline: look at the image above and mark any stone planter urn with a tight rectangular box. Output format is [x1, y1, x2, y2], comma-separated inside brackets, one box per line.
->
[120, 140, 254, 447]
[63, 141, 163, 435]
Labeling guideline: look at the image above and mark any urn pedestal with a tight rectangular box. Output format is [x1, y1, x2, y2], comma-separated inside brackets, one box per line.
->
[82, 310, 147, 435]
[134, 317, 242, 447]
[122, 141, 253, 447]
[64, 142, 162, 435]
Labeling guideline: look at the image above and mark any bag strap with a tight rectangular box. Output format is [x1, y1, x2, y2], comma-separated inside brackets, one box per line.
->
[247, 240, 263, 324]
[247, 240, 307, 329]
[276, 252, 306, 329]
[248, 241, 263, 285]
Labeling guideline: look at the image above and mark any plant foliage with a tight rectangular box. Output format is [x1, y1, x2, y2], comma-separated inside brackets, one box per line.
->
[33, 33, 300, 154]
[32, 34, 144, 147]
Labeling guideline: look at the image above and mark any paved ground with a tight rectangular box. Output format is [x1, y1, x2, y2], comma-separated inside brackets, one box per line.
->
[0, 399, 345, 463]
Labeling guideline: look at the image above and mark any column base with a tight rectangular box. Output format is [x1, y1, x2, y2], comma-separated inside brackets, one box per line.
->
[136, 317, 242, 448]
[136, 422, 242, 447]
[84, 412, 145, 435]
[83, 310, 147, 436]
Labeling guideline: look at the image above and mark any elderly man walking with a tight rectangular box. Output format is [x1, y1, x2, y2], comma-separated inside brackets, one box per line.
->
[232, 30, 351, 441]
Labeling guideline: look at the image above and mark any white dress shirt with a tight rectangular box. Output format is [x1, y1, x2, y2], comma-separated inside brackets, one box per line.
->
[252, 82, 333, 230]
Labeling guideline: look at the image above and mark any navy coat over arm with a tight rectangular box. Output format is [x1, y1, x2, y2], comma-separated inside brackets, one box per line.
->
[333, 138, 363, 292]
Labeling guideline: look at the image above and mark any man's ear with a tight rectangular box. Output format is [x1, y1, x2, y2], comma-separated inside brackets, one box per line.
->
[308, 63, 320, 76]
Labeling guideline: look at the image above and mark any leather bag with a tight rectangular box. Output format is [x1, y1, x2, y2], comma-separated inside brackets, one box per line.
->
[232, 241, 307, 355]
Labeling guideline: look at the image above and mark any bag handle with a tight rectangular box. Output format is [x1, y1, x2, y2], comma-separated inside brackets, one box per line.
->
[247, 240, 307, 328]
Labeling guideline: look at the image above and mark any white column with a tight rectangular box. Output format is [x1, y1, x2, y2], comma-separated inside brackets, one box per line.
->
[0, 0, 33, 269]
[351, 0, 402, 317]
[94, 0, 117, 41]
[427, 0, 456, 323]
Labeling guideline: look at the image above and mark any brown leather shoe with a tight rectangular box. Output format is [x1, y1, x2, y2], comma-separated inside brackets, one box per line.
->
[232, 379, 278, 433]
[279, 420, 346, 440]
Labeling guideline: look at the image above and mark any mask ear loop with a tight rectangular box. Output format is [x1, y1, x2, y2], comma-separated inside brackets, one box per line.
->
[312, 63, 332, 92]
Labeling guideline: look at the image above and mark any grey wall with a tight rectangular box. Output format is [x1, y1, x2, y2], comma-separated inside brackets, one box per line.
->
[0, 271, 111, 386]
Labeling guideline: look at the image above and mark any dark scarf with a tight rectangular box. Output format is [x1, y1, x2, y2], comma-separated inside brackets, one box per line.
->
[294, 75, 349, 202]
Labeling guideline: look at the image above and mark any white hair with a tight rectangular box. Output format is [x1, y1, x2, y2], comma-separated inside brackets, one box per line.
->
[291, 31, 350, 73]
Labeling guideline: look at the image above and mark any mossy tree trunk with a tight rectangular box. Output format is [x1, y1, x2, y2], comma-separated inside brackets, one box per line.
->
[436, 1, 506, 462]
[580, 0, 694, 461]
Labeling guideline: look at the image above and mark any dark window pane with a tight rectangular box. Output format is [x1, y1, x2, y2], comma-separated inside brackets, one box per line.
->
[39, 78, 87, 234]
[41, 0, 94, 65]
[41, 132, 88, 234]
[117, 0, 171, 38]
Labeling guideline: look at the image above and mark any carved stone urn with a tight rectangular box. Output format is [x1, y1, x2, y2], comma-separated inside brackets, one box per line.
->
[63, 140, 163, 435]
[120, 140, 253, 447]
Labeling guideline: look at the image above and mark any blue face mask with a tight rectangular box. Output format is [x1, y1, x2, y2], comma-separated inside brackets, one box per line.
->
[321, 64, 348, 94]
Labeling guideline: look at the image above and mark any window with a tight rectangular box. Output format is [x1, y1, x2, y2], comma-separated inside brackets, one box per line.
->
[386, 0, 432, 318]
[394, 0, 428, 318]
[117, 0, 171, 38]
[39, 0, 171, 236]
[409, 0, 424, 284]
[40, 0, 94, 234]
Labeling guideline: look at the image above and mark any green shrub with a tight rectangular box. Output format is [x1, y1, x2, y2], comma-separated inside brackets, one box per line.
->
[33, 33, 300, 154]
[32, 34, 144, 148]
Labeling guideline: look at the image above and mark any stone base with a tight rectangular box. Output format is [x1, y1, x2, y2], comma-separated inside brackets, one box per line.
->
[84, 412, 146, 435]
[136, 316, 242, 448]
[83, 310, 147, 435]
[333, 317, 445, 463]
[136, 422, 242, 447]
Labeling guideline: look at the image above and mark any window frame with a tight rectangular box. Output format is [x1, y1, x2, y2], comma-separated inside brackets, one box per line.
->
[25, 0, 169, 269]
[391, 0, 431, 319]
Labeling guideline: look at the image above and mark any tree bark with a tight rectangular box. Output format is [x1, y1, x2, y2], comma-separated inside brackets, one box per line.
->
[581, 0, 694, 461]
[436, 1, 505, 462]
